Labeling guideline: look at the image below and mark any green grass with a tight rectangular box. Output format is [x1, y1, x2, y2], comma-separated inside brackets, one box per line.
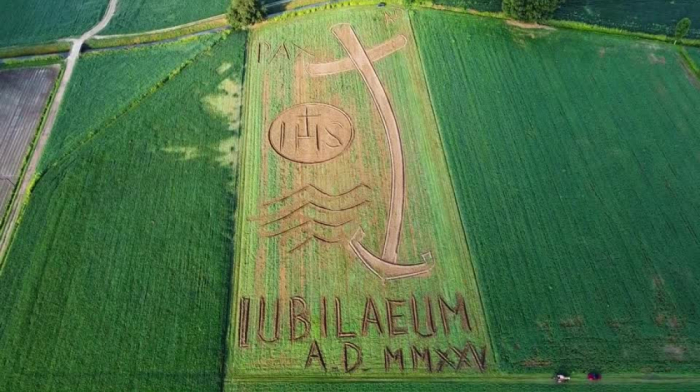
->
[687, 47, 700, 75]
[39, 36, 218, 171]
[412, 9, 700, 372]
[225, 380, 700, 391]
[0, 32, 247, 391]
[426, 0, 699, 39]
[230, 6, 491, 379]
[0, 0, 108, 47]
[101, 0, 228, 35]
[86, 17, 228, 49]
[0, 54, 64, 70]
[0, 42, 71, 60]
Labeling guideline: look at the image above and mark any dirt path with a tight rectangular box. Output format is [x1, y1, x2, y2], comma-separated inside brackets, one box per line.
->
[332, 23, 405, 264]
[305, 23, 433, 280]
[307, 34, 407, 77]
[93, 14, 226, 40]
[0, 0, 119, 263]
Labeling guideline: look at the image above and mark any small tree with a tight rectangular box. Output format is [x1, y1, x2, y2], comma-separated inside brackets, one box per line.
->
[228, 0, 264, 30]
[503, 0, 563, 22]
[675, 18, 691, 44]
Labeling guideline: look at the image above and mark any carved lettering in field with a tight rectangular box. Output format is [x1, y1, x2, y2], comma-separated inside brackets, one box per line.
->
[384, 10, 401, 26]
[268, 103, 354, 164]
[256, 41, 314, 63]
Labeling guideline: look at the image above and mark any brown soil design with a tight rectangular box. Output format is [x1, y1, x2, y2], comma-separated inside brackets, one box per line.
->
[306, 35, 407, 77]
[330, 24, 406, 264]
[267, 103, 355, 164]
[327, 24, 434, 281]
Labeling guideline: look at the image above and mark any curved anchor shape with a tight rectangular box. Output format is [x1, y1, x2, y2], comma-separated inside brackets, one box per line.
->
[315, 23, 433, 280]
[349, 229, 434, 280]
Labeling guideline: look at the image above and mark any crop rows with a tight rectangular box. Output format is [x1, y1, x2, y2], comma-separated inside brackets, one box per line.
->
[0, 0, 108, 47]
[0, 66, 59, 219]
[413, 9, 700, 372]
[40, 36, 218, 171]
[230, 7, 491, 378]
[0, 33, 247, 391]
[555, 0, 700, 39]
[102, 0, 229, 35]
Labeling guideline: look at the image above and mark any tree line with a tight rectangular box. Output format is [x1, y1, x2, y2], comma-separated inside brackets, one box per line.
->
[224, 0, 692, 43]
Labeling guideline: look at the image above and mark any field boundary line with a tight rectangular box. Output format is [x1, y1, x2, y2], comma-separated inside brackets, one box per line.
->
[0, 42, 72, 61]
[223, 371, 700, 384]
[35, 34, 226, 188]
[679, 47, 700, 81]
[0, 65, 63, 269]
[543, 19, 700, 48]
[2, 2, 699, 58]
[94, 14, 228, 39]
[223, 29, 257, 388]
[0, 0, 120, 261]
[407, 11, 499, 366]
[83, 28, 227, 55]
[219, 32, 251, 392]
[0, 16, 229, 60]
[263, 2, 700, 49]
[87, 16, 230, 50]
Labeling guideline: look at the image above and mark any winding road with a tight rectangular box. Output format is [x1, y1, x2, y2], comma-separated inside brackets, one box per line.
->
[0, 0, 119, 262]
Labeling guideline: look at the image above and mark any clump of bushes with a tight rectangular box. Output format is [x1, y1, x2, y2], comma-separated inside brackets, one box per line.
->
[502, 0, 563, 22]
[228, 0, 264, 30]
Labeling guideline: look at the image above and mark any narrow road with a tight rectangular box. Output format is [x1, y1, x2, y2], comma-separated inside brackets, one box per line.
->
[93, 14, 226, 40]
[0, 0, 119, 263]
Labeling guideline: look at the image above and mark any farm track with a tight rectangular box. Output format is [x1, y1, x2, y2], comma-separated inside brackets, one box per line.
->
[92, 14, 226, 40]
[0, 0, 119, 262]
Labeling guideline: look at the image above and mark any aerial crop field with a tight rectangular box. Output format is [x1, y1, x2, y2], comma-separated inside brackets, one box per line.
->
[0, 32, 246, 391]
[0, 66, 59, 225]
[0, 0, 108, 47]
[2, 1, 700, 390]
[228, 7, 491, 381]
[102, 0, 229, 35]
[413, 9, 700, 372]
[555, 0, 700, 38]
[40, 36, 218, 171]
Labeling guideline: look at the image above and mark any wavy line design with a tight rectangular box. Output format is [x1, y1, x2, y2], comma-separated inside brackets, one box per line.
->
[255, 182, 369, 253]
[263, 183, 371, 207]
[254, 199, 369, 226]
[261, 216, 355, 238]
[289, 233, 345, 254]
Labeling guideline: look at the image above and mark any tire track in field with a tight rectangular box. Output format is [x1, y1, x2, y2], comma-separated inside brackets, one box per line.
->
[0, 0, 119, 263]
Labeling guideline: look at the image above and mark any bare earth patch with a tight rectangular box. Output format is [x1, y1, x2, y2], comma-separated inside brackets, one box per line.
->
[506, 20, 555, 31]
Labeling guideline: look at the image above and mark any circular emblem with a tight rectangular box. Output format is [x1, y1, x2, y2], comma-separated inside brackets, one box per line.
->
[268, 103, 354, 164]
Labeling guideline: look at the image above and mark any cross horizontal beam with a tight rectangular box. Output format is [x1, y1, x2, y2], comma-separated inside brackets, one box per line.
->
[306, 34, 407, 77]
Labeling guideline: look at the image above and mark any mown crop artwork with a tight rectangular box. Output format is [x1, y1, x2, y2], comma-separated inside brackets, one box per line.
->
[0, 0, 699, 390]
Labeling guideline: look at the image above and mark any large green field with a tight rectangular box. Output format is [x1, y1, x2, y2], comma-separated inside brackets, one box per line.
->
[0, 0, 108, 47]
[40, 37, 218, 171]
[413, 9, 700, 372]
[229, 7, 491, 380]
[2, 1, 700, 390]
[428, 0, 700, 38]
[102, 0, 229, 35]
[0, 32, 247, 390]
[555, 0, 700, 39]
